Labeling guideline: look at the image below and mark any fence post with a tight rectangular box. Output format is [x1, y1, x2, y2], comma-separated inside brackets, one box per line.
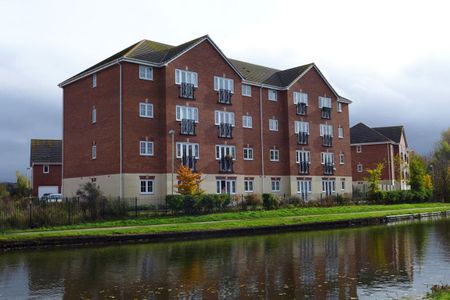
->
[135, 197, 138, 218]
[241, 194, 244, 210]
[67, 198, 71, 225]
[28, 200, 32, 229]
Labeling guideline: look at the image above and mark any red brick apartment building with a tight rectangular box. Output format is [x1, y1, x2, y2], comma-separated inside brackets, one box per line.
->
[59, 35, 353, 203]
[350, 123, 410, 192]
[30, 139, 62, 198]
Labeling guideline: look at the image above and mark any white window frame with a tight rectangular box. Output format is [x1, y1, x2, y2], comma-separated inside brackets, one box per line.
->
[140, 141, 154, 156]
[243, 147, 254, 160]
[215, 145, 236, 160]
[214, 110, 235, 126]
[43, 164, 49, 174]
[244, 179, 254, 193]
[92, 74, 97, 88]
[175, 69, 198, 87]
[139, 65, 153, 80]
[271, 178, 281, 192]
[176, 106, 199, 122]
[337, 102, 343, 112]
[214, 76, 234, 93]
[242, 115, 252, 128]
[321, 152, 334, 165]
[242, 84, 252, 97]
[140, 179, 154, 195]
[270, 149, 280, 162]
[92, 106, 97, 124]
[322, 179, 336, 193]
[339, 152, 345, 164]
[268, 89, 277, 101]
[341, 179, 346, 190]
[269, 118, 278, 131]
[297, 180, 312, 194]
[356, 145, 362, 153]
[293, 91, 308, 105]
[216, 179, 236, 194]
[294, 121, 310, 134]
[296, 150, 311, 164]
[320, 124, 333, 137]
[338, 126, 344, 138]
[91, 145, 96, 160]
[319, 96, 332, 108]
[176, 142, 199, 159]
[357, 163, 363, 173]
[139, 103, 154, 118]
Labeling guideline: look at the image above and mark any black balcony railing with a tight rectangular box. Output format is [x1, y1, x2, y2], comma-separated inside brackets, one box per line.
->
[298, 132, 309, 145]
[180, 119, 196, 135]
[218, 89, 232, 104]
[218, 123, 233, 138]
[296, 102, 307, 115]
[321, 107, 331, 119]
[324, 163, 334, 175]
[323, 134, 333, 147]
[181, 155, 197, 172]
[219, 156, 234, 173]
[179, 82, 195, 99]
[299, 161, 310, 175]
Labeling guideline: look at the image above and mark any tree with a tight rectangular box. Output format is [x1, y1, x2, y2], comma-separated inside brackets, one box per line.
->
[175, 165, 204, 196]
[365, 163, 384, 197]
[432, 128, 450, 202]
[0, 183, 9, 199]
[409, 154, 427, 192]
[14, 171, 31, 198]
[76, 182, 104, 220]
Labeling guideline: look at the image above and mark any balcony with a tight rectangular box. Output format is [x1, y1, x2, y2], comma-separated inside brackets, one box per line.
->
[322, 134, 333, 147]
[298, 132, 309, 145]
[181, 155, 197, 172]
[219, 156, 234, 173]
[298, 161, 310, 175]
[321, 107, 331, 119]
[323, 163, 334, 175]
[296, 102, 307, 115]
[218, 123, 233, 138]
[218, 89, 232, 104]
[180, 119, 196, 136]
[179, 82, 195, 99]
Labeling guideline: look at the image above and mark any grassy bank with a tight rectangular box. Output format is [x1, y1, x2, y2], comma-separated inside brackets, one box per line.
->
[1, 203, 450, 242]
[427, 285, 450, 299]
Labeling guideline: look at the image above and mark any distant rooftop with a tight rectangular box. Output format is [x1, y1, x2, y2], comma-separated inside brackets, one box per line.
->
[30, 139, 62, 165]
[350, 123, 406, 145]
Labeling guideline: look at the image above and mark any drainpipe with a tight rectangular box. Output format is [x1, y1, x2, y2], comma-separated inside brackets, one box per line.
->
[119, 62, 123, 198]
[259, 85, 265, 194]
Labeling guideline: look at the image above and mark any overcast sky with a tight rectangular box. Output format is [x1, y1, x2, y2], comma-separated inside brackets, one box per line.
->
[1, 0, 449, 182]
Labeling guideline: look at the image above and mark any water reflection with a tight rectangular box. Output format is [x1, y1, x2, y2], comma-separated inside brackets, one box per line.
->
[1, 218, 450, 299]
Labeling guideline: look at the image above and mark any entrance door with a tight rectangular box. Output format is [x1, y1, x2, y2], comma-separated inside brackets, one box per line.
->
[322, 180, 335, 196]
[297, 180, 311, 200]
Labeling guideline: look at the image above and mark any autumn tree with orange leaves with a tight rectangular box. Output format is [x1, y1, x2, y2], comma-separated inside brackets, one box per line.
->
[175, 165, 204, 195]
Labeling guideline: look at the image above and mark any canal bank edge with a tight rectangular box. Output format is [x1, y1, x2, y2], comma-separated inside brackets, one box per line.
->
[1, 211, 449, 252]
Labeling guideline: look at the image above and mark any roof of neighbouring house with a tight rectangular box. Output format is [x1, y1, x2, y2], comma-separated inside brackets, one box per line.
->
[30, 139, 62, 165]
[350, 123, 407, 145]
[372, 126, 405, 144]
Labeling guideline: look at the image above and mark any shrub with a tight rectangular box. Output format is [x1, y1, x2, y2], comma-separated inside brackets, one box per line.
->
[199, 194, 216, 213]
[287, 195, 303, 206]
[166, 195, 184, 212]
[183, 195, 200, 214]
[262, 193, 279, 210]
[245, 194, 261, 210]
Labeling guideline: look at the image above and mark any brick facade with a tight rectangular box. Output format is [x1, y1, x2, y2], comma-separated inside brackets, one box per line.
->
[31, 164, 62, 196]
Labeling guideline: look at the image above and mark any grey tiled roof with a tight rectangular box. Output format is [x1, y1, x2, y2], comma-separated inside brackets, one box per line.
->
[30, 139, 62, 165]
[350, 123, 392, 144]
[372, 126, 404, 143]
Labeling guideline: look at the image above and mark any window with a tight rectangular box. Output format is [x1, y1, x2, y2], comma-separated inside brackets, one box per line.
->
[139, 65, 153, 80]
[320, 124, 333, 136]
[216, 179, 236, 194]
[176, 142, 199, 159]
[175, 69, 198, 87]
[337, 102, 342, 112]
[140, 179, 154, 194]
[176, 106, 198, 122]
[341, 179, 346, 190]
[322, 179, 336, 193]
[92, 145, 96, 160]
[243, 147, 253, 160]
[242, 84, 252, 97]
[43, 165, 49, 174]
[271, 178, 281, 192]
[293, 91, 308, 105]
[268, 89, 277, 101]
[338, 126, 344, 138]
[242, 115, 252, 128]
[357, 163, 363, 172]
[214, 110, 235, 125]
[296, 150, 311, 164]
[319, 96, 332, 108]
[294, 121, 310, 134]
[215, 145, 236, 159]
[92, 106, 96, 124]
[356, 145, 362, 153]
[92, 74, 97, 88]
[214, 76, 234, 92]
[244, 179, 254, 192]
[269, 118, 278, 131]
[297, 180, 312, 194]
[270, 149, 280, 161]
[139, 103, 154, 118]
[140, 141, 154, 156]
[339, 152, 345, 164]
[321, 152, 334, 164]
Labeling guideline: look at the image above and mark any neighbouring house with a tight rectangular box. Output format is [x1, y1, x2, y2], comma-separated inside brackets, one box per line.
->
[30, 139, 62, 198]
[350, 123, 410, 192]
[59, 35, 353, 204]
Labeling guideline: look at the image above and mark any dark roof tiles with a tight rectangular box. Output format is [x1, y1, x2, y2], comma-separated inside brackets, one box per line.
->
[350, 123, 392, 144]
[372, 126, 404, 144]
[30, 139, 62, 165]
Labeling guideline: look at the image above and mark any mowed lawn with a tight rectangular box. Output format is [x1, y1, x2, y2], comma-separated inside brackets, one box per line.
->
[1, 203, 450, 242]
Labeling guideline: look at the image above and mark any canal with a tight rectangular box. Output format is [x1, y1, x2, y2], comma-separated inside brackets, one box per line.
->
[1, 218, 450, 299]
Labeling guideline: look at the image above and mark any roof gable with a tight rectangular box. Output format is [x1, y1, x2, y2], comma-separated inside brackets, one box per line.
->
[30, 139, 62, 165]
[372, 126, 405, 144]
[350, 123, 392, 144]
